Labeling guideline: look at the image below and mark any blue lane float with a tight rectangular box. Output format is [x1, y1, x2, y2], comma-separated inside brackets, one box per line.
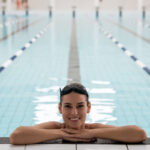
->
[0, 24, 50, 73]
[99, 27, 150, 76]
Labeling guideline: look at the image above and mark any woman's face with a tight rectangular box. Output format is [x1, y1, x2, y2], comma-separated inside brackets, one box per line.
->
[59, 92, 91, 129]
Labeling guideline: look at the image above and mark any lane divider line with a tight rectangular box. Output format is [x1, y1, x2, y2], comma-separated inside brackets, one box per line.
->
[99, 27, 150, 76]
[0, 23, 50, 73]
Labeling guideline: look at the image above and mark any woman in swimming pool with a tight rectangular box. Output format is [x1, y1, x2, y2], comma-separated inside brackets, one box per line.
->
[10, 83, 147, 145]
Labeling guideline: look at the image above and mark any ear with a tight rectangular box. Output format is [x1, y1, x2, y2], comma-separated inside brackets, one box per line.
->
[58, 103, 62, 114]
[87, 102, 91, 113]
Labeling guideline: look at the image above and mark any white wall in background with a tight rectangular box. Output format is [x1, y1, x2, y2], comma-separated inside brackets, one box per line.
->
[2, 0, 148, 11]
[100, 0, 150, 11]
[143, 0, 150, 10]
[100, 0, 138, 11]
[29, 0, 50, 10]
[75, 0, 95, 11]
[28, 0, 95, 11]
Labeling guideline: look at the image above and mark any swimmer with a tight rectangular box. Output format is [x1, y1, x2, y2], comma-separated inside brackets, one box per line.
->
[10, 83, 147, 145]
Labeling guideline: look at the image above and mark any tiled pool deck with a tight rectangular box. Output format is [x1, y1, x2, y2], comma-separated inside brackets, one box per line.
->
[1, 143, 150, 150]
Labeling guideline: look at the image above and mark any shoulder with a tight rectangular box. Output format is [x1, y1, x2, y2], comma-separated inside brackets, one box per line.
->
[34, 121, 63, 129]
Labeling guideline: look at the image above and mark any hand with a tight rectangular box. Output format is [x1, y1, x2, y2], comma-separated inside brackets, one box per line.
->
[61, 128, 97, 142]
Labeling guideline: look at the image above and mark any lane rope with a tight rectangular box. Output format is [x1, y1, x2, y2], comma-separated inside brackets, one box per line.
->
[98, 26, 150, 76]
[0, 23, 50, 73]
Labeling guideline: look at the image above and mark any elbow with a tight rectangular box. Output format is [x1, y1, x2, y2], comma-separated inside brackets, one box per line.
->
[10, 126, 25, 145]
[139, 129, 147, 142]
[133, 125, 147, 142]
[10, 133, 17, 145]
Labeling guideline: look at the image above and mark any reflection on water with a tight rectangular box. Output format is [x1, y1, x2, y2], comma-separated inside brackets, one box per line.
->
[89, 88, 116, 94]
[36, 86, 60, 93]
[34, 95, 58, 103]
[33, 78, 117, 125]
[33, 77, 66, 124]
[90, 98, 113, 102]
[34, 104, 61, 124]
[91, 80, 110, 85]
[88, 97, 117, 124]
[88, 80, 117, 124]
[49, 77, 73, 82]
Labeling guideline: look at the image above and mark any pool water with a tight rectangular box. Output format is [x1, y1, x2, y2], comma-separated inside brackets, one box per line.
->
[0, 11, 150, 137]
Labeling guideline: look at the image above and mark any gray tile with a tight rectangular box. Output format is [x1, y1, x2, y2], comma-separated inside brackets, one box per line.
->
[128, 145, 150, 150]
[0, 144, 25, 150]
[77, 144, 127, 150]
[26, 144, 76, 150]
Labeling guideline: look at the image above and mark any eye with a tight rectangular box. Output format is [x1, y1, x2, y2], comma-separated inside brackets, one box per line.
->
[64, 105, 72, 108]
[77, 105, 84, 108]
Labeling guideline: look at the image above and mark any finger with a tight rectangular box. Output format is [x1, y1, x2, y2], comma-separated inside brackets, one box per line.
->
[68, 134, 89, 139]
[69, 132, 93, 139]
[62, 129, 80, 134]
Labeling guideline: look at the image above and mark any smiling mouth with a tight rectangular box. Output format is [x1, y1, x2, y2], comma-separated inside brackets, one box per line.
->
[69, 117, 80, 121]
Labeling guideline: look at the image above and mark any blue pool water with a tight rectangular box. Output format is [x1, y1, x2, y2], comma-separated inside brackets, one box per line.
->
[0, 11, 150, 137]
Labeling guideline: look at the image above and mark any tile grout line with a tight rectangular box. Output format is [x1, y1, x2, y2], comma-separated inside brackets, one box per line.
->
[97, 22, 150, 76]
[76, 144, 77, 150]
[0, 22, 50, 74]
[126, 144, 129, 150]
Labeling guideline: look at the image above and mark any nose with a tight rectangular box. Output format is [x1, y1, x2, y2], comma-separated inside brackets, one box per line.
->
[71, 107, 78, 115]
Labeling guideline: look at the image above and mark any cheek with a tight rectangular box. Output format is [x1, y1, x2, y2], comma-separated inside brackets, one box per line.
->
[80, 107, 88, 113]
[62, 109, 70, 117]
[79, 109, 88, 116]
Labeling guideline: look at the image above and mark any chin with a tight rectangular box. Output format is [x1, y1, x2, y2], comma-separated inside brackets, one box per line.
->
[70, 127, 80, 130]
[69, 124, 81, 129]
[72, 126, 80, 129]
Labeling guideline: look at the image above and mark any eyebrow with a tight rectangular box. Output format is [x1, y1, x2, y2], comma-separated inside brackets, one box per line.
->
[77, 102, 84, 105]
[64, 102, 85, 105]
[64, 103, 71, 105]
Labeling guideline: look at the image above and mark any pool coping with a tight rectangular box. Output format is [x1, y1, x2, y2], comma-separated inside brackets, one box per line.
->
[0, 138, 150, 144]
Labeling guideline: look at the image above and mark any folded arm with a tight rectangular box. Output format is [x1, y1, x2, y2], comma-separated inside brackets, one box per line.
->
[92, 125, 147, 143]
[10, 122, 147, 144]
[10, 127, 62, 145]
[10, 121, 63, 145]
[65, 124, 147, 143]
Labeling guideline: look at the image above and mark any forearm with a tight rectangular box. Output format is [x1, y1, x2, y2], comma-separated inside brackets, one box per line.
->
[93, 125, 147, 143]
[10, 126, 61, 145]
